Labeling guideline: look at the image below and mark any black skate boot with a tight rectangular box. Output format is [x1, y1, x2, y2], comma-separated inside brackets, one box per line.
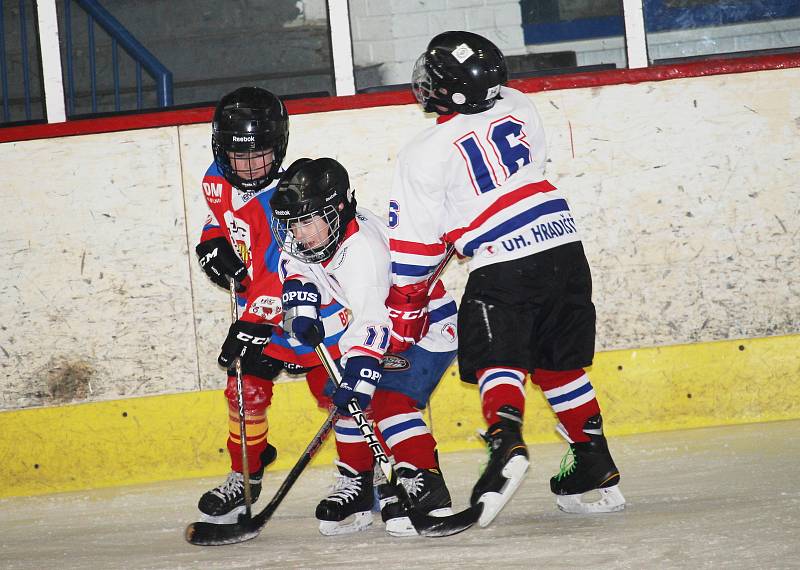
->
[377, 464, 454, 537]
[198, 443, 277, 523]
[550, 414, 625, 513]
[316, 460, 374, 535]
[470, 405, 530, 527]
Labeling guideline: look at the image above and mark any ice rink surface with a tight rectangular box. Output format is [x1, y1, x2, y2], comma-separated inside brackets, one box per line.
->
[2, 420, 799, 570]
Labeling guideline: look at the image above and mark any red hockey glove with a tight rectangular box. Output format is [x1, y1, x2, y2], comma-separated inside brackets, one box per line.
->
[386, 282, 430, 353]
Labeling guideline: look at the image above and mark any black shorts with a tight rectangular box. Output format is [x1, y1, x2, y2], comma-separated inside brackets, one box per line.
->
[457, 242, 596, 383]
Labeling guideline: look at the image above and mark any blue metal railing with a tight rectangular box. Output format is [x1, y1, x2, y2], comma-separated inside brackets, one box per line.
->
[1, 0, 173, 124]
[0, 0, 36, 123]
[64, 0, 173, 115]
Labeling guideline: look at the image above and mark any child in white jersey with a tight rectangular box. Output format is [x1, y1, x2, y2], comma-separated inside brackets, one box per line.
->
[386, 31, 626, 527]
[270, 157, 460, 537]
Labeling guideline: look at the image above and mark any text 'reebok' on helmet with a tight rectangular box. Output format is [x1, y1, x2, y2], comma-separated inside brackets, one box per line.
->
[212, 86, 289, 192]
[412, 30, 508, 115]
[270, 158, 357, 264]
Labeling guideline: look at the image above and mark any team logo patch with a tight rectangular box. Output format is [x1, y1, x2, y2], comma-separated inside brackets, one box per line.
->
[382, 353, 411, 371]
[485, 85, 500, 100]
[478, 243, 497, 257]
[451, 43, 475, 64]
[441, 323, 457, 343]
[248, 295, 282, 320]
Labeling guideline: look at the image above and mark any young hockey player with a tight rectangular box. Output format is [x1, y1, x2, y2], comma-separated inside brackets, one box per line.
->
[269, 157, 460, 536]
[194, 87, 347, 524]
[386, 31, 625, 527]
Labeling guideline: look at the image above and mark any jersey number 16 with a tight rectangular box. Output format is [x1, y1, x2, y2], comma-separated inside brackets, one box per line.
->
[455, 115, 531, 195]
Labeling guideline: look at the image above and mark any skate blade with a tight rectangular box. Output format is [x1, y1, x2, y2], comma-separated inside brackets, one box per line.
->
[477, 455, 530, 527]
[198, 506, 246, 525]
[318, 510, 373, 536]
[556, 485, 626, 514]
[385, 516, 417, 537]
[384, 507, 453, 537]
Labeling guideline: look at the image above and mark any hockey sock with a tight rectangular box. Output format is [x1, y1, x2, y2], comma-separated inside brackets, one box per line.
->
[533, 368, 601, 443]
[477, 367, 527, 425]
[333, 417, 374, 472]
[372, 391, 437, 470]
[225, 373, 273, 473]
[305, 364, 333, 409]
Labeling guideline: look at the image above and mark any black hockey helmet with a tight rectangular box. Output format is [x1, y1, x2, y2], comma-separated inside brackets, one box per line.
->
[212, 86, 289, 191]
[412, 31, 507, 115]
[270, 157, 356, 263]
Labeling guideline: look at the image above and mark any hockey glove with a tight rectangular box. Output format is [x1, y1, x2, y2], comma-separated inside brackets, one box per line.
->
[218, 320, 273, 370]
[386, 282, 430, 353]
[332, 356, 382, 415]
[196, 237, 250, 291]
[282, 279, 324, 347]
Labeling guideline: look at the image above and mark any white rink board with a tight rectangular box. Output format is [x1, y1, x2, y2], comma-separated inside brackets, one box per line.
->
[0, 128, 198, 406]
[1, 67, 799, 407]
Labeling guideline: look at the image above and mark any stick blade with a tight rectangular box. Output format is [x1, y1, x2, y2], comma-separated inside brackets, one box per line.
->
[184, 515, 264, 546]
[408, 503, 483, 537]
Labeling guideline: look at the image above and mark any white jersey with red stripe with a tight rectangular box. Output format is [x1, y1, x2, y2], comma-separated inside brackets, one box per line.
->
[277, 208, 458, 365]
[389, 86, 580, 285]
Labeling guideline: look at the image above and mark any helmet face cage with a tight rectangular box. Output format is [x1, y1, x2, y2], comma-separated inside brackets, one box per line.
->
[271, 205, 341, 264]
[212, 88, 289, 192]
[411, 54, 435, 112]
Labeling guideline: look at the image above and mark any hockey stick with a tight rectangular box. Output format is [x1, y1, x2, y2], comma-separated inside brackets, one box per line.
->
[228, 278, 254, 518]
[185, 407, 338, 545]
[314, 343, 482, 537]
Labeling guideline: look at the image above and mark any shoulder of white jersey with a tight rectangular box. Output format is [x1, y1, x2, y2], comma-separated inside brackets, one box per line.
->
[498, 85, 525, 100]
[398, 119, 444, 160]
[354, 207, 389, 235]
[328, 210, 390, 274]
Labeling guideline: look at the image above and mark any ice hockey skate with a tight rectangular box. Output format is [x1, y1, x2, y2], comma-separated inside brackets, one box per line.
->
[377, 464, 454, 537]
[550, 414, 626, 514]
[198, 443, 277, 524]
[470, 405, 530, 527]
[316, 460, 374, 535]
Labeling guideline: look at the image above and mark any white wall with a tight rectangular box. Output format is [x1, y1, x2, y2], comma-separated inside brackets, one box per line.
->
[1, 67, 798, 410]
[348, 0, 526, 86]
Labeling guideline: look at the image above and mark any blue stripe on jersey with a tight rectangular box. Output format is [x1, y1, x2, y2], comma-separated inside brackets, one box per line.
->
[428, 300, 457, 324]
[379, 417, 427, 441]
[320, 303, 344, 318]
[391, 261, 437, 278]
[462, 198, 569, 256]
[268, 327, 347, 355]
[203, 223, 221, 232]
[547, 381, 593, 406]
[255, 188, 282, 272]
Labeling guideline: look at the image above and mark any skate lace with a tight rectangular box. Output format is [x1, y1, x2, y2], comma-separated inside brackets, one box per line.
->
[399, 472, 424, 498]
[555, 446, 577, 481]
[212, 471, 244, 500]
[328, 474, 362, 504]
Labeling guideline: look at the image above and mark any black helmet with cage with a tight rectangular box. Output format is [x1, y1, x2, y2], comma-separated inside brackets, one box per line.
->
[212, 86, 289, 191]
[270, 157, 357, 264]
[412, 30, 507, 115]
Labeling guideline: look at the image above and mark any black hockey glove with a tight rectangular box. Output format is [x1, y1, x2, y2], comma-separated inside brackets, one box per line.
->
[218, 320, 273, 370]
[196, 237, 250, 291]
[331, 356, 382, 415]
